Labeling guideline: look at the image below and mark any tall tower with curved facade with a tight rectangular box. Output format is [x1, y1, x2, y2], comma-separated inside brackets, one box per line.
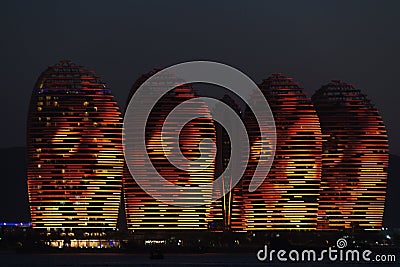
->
[312, 80, 389, 230]
[27, 61, 123, 229]
[123, 70, 216, 231]
[231, 73, 323, 231]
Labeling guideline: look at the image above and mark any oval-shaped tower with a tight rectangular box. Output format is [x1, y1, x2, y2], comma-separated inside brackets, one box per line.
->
[312, 80, 389, 230]
[232, 73, 323, 231]
[123, 70, 216, 231]
[27, 60, 123, 229]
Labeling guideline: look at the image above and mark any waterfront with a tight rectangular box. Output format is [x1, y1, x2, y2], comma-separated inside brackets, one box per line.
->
[1, 252, 264, 266]
[1, 252, 397, 267]
[0, 251, 399, 267]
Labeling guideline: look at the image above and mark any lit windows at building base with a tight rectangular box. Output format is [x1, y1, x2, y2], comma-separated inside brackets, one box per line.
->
[44, 239, 122, 249]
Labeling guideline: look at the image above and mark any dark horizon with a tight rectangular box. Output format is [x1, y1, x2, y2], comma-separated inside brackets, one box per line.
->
[1, 0, 400, 155]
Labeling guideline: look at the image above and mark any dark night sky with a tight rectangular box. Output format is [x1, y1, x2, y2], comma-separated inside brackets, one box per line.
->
[1, 0, 399, 154]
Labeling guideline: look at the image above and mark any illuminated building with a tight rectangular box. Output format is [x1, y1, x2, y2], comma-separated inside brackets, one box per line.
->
[231, 73, 323, 231]
[312, 80, 389, 230]
[123, 70, 216, 231]
[27, 60, 124, 229]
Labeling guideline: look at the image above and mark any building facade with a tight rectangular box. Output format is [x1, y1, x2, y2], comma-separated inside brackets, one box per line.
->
[27, 61, 123, 229]
[231, 74, 323, 231]
[312, 80, 389, 230]
[26, 62, 389, 232]
[123, 70, 216, 231]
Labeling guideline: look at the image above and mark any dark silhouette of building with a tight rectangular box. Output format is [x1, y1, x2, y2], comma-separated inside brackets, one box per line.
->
[312, 80, 389, 231]
[0, 147, 30, 222]
[384, 154, 400, 229]
[208, 94, 243, 231]
[27, 61, 123, 229]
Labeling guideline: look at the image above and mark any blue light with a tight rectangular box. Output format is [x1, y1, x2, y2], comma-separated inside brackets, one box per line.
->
[0, 222, 32, 227]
